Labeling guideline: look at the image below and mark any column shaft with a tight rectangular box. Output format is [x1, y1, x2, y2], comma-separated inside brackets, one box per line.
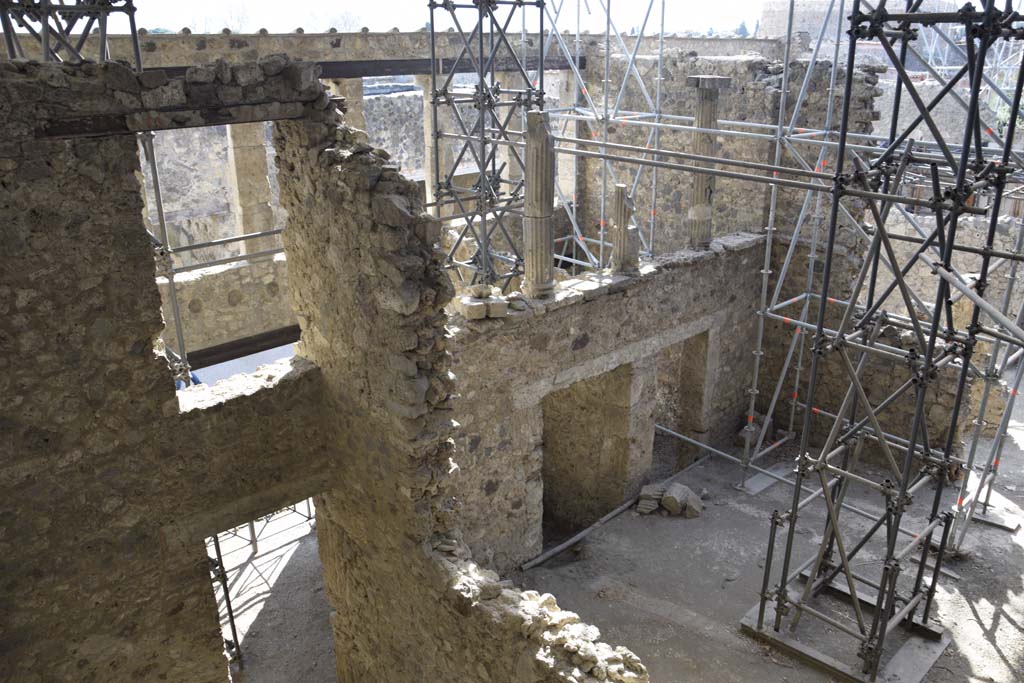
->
[611, 183, 638, 275]
[684, 75, 731, 248]
[523, 111, 555, 298]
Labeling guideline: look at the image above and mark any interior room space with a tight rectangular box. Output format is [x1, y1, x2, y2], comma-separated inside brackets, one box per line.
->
[2, 2, 1023, 683]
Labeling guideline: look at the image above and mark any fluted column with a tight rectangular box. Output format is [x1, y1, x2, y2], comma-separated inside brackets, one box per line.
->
[610, 183, 638, 275]
[523, 111, 556, 299]
[684, 75, 731, 249]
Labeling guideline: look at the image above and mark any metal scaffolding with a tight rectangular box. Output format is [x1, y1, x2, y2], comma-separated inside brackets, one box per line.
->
[429, 1, 1024, 680]
[427, 0, 545, 287]
[742, 2, 1024, 680]
[0, 0, 140, 63]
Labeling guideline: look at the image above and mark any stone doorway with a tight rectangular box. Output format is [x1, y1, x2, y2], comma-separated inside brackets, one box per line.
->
[540, 360, 656, 545]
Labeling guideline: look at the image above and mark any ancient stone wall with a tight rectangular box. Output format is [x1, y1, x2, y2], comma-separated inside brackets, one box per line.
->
[872, 77, 1000, 146]
[0, 58, 335, 682]
[759, 0, 834, 38]
[448, 234, 764, 572]
[364, 89, 426, 175]
[274, 90, 649, 682]
[575, 51, 882, 255]
[0, 29, 786, 68]
[159, 254, 297, 354]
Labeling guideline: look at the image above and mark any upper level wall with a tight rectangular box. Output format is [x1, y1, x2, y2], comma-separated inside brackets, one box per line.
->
[0, 59, 336, 682]
[0, 30, 788, 68]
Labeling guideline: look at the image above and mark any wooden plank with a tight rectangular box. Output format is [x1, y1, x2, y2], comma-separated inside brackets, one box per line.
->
[188, 325, 301, 370]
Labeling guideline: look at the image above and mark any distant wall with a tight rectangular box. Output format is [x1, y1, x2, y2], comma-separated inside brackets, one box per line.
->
[575, 50, 882, 255]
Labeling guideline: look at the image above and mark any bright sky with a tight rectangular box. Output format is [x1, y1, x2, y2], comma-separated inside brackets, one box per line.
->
[104, 1, 767, 36]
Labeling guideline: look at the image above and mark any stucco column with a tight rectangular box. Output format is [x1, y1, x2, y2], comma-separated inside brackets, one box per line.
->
[523, 111, 555, 299]
[415, 74, 456, 218]
[610, 182, 638, 275]
[226, 122, 278, 254]
[684, 75, 731, 249]
[325, 78, 365, 130]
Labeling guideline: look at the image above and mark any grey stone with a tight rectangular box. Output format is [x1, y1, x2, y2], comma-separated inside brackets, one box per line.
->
[214, 58, 232, 84]
[140, 79, 186, 108]
[661, 483, 702, 518]
[258, 53, 290, 76]
[232, 63, 265, 87]
[103, 62, 141, 93]
[283, 62, 322, 96]
[138, 69, 168, 89]
[184, 64, 217, 84]
[372, 194, 415, 228]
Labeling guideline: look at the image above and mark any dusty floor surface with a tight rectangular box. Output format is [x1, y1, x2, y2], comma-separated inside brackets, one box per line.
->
[518, 405, 1024, 683]
[208, 502, 336, 683]
[207, 401, 1024, 683]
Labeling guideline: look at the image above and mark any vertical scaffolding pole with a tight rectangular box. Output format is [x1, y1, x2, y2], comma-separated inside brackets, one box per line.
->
[740, 0, 799, 486]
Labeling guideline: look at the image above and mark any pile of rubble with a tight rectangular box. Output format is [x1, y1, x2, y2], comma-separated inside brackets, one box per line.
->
[636, 482, 703, 518]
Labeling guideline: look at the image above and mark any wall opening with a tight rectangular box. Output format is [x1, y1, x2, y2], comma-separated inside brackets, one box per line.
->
[205, 498, 334, 682]
[540, 361, 655, 546]
[653, 330, 711, 476]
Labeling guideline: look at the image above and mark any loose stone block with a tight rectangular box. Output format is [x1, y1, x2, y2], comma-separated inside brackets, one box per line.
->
[661, 483, 703, 518]
[485, 297, 508, 318]
[185, 64, 217, 84]
[258, 53, 290, 76]
[232, 63, 266, 87]
[457, 296, 487, 320]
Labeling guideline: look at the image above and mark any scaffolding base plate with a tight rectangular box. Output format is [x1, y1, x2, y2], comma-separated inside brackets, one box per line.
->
[740, 597, 951, 683]
[952, 475, 1022, 534]
[798, 570, 945, 640]
[742, 461, 793, 495]
[972, 506, 1022, 533]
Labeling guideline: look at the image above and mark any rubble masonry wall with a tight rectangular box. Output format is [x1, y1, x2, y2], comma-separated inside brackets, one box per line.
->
[448, 234, 764, 572]
[0, 58, 335, 682]
[273, 102, 650, 682]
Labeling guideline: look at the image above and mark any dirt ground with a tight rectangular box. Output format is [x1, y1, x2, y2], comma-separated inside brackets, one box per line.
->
[210, 502, 335, 683]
